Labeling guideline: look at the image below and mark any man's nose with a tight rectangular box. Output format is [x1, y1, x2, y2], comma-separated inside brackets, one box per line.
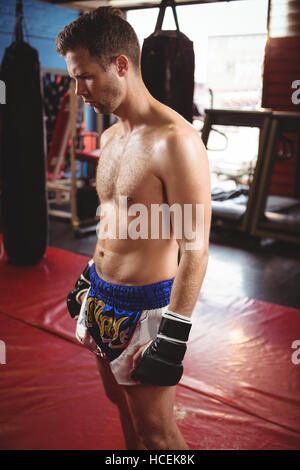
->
[75, 80, 87, 97]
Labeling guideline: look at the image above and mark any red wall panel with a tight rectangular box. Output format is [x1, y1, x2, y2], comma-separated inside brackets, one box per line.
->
[261, 35, 300, 197]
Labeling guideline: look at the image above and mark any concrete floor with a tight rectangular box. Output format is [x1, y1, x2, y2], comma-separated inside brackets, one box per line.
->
[49, 218, 300, 311]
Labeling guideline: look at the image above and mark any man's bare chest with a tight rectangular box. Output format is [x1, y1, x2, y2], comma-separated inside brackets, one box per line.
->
[96, 140, 165, 205]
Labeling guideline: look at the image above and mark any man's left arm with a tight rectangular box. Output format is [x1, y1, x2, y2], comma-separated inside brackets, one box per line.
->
[162, 128, 212, 319]
[130, 129, 211, 385]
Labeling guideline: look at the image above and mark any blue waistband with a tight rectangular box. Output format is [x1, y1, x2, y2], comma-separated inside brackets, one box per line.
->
[89, 263, 174, 311]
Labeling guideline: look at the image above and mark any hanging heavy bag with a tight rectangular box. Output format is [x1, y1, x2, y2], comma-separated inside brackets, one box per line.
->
[141, 0, 195, 123]
[0, 0, 48, 265]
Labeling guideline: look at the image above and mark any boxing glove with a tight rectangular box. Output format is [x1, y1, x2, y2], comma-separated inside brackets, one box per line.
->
[67, 259, 94, 319]
[131, 310, 192, 386]
[75, 288, 103, 356]
[67, 260, 103, 356]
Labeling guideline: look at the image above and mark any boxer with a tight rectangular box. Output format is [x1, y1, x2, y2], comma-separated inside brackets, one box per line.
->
[58, 6, 211, 450]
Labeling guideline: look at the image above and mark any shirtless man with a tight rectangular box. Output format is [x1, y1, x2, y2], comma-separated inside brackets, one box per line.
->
[57, 7, 211, 450]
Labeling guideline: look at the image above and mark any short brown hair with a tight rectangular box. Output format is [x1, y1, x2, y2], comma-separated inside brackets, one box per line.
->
[56, 7, 140, 71]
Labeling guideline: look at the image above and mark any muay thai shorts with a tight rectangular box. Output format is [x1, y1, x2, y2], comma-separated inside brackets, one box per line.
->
[85, 263, 174, 385]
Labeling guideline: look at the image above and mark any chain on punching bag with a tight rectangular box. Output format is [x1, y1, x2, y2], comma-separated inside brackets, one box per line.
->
[0, 0, 48, 265]
[141, 0, 195, 123]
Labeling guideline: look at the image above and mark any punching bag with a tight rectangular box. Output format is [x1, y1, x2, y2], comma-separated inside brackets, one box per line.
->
[141, 0, 195, 123]
[0, 0, 48, 265]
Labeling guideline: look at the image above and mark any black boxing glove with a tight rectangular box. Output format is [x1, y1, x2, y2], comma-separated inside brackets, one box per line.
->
[131, 310, 192, 386]
[67, 259, 94, 319]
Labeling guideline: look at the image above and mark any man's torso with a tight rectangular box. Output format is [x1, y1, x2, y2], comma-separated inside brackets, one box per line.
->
[93, 106, 193, 285]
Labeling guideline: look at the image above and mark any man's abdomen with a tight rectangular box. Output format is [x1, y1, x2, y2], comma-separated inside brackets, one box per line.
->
[93, 237, 178, 286]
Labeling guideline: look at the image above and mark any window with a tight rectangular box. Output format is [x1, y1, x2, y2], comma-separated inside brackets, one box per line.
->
[127, 0, 269, 192]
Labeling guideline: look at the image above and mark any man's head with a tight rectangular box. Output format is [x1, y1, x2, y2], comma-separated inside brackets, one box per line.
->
[56, 7, 140, 72]
[56, 7, 141, 114]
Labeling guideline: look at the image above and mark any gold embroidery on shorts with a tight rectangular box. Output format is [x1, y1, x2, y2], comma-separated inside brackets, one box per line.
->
[86, 295, 134, 350]
[97, 315, 128, 342]
[86, 296, 105, 326]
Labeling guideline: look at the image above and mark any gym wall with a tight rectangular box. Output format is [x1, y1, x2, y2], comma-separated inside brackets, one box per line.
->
[261, 0, 300, 198]
[0, 0, 78, 69]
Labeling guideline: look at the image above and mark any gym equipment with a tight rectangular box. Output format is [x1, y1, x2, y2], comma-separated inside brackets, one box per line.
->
[201, 109, 300, 244]
[250, 111, 300, 244]
[46, 91, 71, 182]
[141, 0, 195, 123]
[46, 83, 101, 236]
[201, 108, 273, 233]
[0, 0, 48, 265]
[43, 72, 71, 152]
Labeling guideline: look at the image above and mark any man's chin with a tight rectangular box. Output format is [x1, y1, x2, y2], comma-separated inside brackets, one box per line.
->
[93, 104, 109, 114]
[89, 105, 103, 114]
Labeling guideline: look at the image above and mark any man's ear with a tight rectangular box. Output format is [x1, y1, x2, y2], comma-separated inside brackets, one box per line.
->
[114, 55, 129, 76]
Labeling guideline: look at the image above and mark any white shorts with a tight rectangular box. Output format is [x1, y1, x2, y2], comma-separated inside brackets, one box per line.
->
[110, 305, 169, 385]
[77, 263, 174, 386]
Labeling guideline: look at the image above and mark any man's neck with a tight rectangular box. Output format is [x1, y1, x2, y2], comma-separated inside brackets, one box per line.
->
[114, 75, 156, 135]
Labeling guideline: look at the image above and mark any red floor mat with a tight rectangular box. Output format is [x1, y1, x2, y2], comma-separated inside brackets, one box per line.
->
[0, 246, 87, 343]
[0, 313, 124, 450]
[0, 246, 300, 449]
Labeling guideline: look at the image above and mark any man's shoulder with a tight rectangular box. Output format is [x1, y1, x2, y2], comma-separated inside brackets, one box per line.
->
[155, 117, 205, 160]
[151, 117, 208, 181]
[100, 121, 121, 147]
[151, 104, 202, 147]
[164, 122, 200, 145]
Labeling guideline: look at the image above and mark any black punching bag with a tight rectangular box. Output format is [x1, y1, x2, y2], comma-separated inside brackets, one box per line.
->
[141, 0, 195, 123]
[0, 0, 48, 265]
